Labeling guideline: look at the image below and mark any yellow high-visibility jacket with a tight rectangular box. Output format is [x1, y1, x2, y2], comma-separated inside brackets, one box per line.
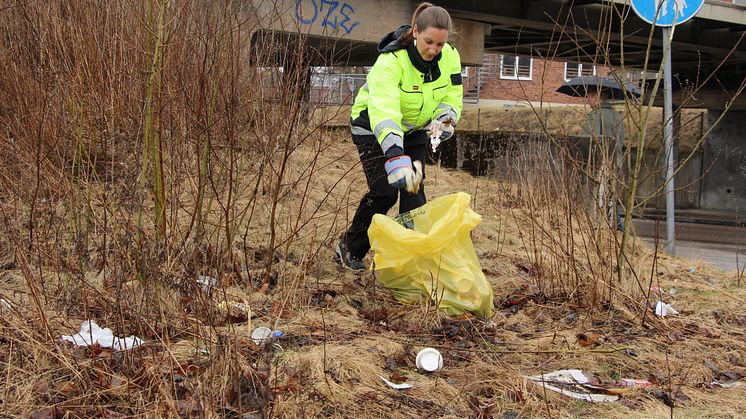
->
[351, 25, 463, 154]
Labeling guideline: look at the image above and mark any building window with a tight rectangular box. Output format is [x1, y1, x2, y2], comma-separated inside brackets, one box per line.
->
[500, 55, 532, 80]
[564, 62, 596, 80]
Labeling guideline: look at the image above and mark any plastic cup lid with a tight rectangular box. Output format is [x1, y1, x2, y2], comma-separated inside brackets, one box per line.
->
[455, 278, 473, 293]
[251, 327, 272, 344]
[416, 348, 443, 372]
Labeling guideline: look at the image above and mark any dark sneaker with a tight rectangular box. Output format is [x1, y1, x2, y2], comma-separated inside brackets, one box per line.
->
[334, 240, 366, 272]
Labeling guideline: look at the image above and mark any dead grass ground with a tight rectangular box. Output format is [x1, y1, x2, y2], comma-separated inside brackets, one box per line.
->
[1, 128, 744, 418]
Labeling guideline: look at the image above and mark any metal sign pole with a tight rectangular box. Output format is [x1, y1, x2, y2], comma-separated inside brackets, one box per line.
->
[662, 26, 676, 255]
[630, 0, 705, 256]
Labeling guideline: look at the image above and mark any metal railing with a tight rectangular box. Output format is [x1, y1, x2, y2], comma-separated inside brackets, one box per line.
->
[309, 73, 367, 105]
[310, 53, 503, 107]
[463, 53, 500, 104]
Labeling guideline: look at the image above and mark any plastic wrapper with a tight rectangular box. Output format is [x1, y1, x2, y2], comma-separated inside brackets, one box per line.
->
[368, 192, 494, 317]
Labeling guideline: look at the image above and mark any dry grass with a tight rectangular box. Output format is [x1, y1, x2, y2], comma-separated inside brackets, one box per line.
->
[2, 132, 745, 417]
[1, 1, 744, 418]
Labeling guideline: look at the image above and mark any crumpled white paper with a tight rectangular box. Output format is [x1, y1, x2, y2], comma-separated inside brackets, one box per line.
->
[525, 369, 619, 403]
[428, 123, 442, 152]
[197, 275, 218, 292]
[61, 320, 144, 351]
[655, 301, 679, 317]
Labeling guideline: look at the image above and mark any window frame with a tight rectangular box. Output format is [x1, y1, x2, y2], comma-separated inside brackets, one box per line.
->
[564, 62, 596, 81]
[499, 55, 533, 80]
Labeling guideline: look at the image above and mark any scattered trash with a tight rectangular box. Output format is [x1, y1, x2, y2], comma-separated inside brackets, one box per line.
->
[196, 275, 218, 292]
[61, 320, 143, 351]
[428, 123, 442, 152]
[655, 301, 679, 317]
[711, 380, 743, 389]
[251, 327, 272, 345]
[526, 369, 619, 402]
[526, 370, 654, 403]
[668, 287, 678, 296]
[704, 363, 744, 388]
[618, 378, 653, 387]
[217, 301, 250, 323]
[380, 375, 412, 390]
[651, 387, 690, 407]
[415, 348, 443, 372]
[429, 131, 441, 152]
[576, 332, 603, 348]
[688, 267, 697, 273]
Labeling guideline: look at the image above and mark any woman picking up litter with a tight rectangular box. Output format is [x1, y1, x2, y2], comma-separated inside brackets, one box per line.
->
[335, 2, 463, 271]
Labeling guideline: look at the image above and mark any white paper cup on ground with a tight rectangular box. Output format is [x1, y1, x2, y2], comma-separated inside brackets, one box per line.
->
[251, 327, 272, 345]
[416, 348, 443, 372]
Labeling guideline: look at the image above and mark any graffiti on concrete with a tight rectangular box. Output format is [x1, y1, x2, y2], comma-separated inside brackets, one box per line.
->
[295, 0, 361, 34]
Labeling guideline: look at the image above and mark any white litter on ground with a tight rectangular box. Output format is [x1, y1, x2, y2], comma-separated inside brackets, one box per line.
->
[61, 320, 144, 351]
[197, 275, 218, 292]
[380, 376, 412, 390]
[525, 370, 619, 403]
[655, 301, 679, 317]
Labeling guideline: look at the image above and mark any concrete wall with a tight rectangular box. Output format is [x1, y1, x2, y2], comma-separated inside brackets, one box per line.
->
[633, 150, 703, 209]
[441, 131, 706, 210]
[700, 110, 746, 212]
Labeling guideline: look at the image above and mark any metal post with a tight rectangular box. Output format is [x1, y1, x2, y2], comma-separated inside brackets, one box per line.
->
[662, 27, 676, 255]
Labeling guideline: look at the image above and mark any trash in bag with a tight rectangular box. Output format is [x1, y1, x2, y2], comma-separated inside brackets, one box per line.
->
[368, 192, 494, 317]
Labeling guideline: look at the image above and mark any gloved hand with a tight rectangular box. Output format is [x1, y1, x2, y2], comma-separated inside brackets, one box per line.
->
[384, 154, 423, 194]
[428, 118, 455, 142]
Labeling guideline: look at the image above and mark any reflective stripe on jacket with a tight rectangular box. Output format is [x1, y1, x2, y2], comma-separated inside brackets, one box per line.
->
[350, 43, 463, 154]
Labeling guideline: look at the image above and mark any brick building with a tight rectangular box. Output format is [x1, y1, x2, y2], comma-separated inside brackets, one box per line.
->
[463, 53, 612, 106]
[468, 0, 746, 106]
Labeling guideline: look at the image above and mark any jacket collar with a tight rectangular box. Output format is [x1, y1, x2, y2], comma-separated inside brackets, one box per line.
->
[406, 42, 441, 83]
[378, 24, 443, 83]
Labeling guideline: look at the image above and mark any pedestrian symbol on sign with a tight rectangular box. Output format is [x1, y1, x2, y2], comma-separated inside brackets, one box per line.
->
[655, 0, 688, 19]
[630, 0, 703, 26]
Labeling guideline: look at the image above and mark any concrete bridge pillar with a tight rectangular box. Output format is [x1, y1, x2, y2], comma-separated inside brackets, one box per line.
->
[700, 110, 746, 212]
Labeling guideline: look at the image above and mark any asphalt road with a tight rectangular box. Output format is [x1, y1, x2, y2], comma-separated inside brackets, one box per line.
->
[634, 219, 746, 273]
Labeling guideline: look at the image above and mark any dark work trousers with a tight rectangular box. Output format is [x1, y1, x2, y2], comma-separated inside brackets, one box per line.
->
[343, 130, 428, 259]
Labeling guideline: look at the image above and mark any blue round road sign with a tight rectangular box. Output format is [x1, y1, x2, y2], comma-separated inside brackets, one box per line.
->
[630, 0, 705, 26]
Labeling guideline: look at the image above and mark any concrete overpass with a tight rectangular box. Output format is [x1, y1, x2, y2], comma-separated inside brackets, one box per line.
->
[246, 0, 490, 66]
[248, 0, 746, 109]
[443, 0, 746, 110]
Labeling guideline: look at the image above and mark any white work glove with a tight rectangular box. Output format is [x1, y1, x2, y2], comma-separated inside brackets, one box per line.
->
[384, 155, 423, 194]
[427, 118, 455, 151]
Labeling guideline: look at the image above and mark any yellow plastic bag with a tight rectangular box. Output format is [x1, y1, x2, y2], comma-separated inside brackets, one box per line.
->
[368, 192, 494, 317]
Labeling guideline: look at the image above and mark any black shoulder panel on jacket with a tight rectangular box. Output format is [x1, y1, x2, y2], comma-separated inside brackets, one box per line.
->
[451, 73, 463, 85]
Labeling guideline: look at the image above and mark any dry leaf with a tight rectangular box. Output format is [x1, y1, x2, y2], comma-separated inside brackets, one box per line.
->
[576, 332, 602, 347]
[388, 372, 408, 384]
